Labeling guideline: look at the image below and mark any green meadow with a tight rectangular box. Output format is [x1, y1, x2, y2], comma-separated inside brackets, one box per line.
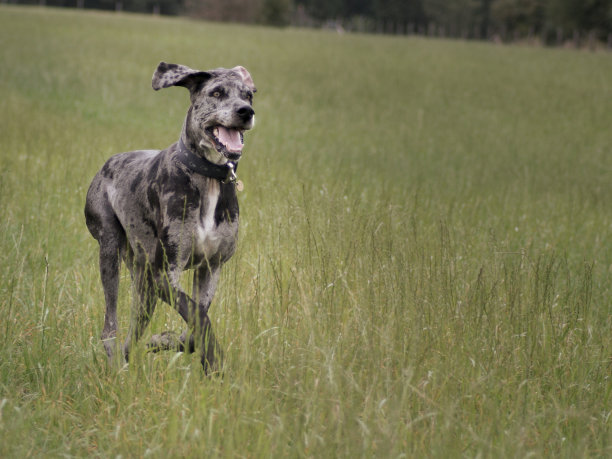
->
[1, 5, 612, 457]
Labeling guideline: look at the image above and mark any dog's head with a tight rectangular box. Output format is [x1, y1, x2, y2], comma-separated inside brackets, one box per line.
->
[152, 62, 256, 165]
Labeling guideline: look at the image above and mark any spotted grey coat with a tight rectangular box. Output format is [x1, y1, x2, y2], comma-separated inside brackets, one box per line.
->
[84, 62, 256, 372]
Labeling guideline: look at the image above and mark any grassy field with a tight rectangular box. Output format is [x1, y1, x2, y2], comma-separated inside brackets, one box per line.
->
[1, 5, 612, 457]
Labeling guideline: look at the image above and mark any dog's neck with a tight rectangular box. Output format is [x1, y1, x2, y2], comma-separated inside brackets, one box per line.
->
[175, 138, 238, 183]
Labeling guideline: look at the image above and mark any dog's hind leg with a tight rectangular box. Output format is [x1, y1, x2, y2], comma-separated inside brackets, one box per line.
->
[87, 207, 127, 363]
[98, 242, 123, 362]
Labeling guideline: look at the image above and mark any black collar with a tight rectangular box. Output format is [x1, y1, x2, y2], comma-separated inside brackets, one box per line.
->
[175, 138, 237, 182]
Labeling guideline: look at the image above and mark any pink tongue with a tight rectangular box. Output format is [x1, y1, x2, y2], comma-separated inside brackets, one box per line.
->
[217, 127, 243, 153]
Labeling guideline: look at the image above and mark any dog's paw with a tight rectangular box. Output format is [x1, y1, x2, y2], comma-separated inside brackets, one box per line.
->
[147, 331, 183, 352]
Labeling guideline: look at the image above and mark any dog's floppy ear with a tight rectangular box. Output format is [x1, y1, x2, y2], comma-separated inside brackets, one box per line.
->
[232, 66, 257, 92]
[152, 62, 212, 92]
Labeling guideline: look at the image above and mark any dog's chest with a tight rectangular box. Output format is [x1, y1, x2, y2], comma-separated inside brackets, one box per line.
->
[194, 180, 237, 263]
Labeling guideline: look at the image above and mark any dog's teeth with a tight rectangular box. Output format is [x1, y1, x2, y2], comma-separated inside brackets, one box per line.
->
[213, 128, 219, 138]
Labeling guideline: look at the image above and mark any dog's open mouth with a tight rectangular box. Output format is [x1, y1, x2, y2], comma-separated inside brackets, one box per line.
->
[207, 126, 244, 161]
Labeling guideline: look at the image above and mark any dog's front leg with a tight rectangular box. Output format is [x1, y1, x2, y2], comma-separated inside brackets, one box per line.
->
[191, 264, 223, 370]
[153, 266, 222, 373]
[123, 265, 158, 362]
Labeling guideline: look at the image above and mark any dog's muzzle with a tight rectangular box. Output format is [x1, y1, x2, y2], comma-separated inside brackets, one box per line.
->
[206, 106, 255, 161]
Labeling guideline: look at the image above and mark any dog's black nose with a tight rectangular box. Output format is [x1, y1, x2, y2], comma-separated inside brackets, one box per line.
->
[237, 106, 255, 122]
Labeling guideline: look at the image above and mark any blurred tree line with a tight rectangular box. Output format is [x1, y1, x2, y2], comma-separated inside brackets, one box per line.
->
[298, 0, 612, 44]
[8, 0, 292, 24]
[9, 0, 612, 45]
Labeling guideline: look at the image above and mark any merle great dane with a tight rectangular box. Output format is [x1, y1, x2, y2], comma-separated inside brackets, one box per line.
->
[85, 62, 256, 373]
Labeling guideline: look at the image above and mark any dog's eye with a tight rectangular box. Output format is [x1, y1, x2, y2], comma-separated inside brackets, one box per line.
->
[210, 88, 225, 98]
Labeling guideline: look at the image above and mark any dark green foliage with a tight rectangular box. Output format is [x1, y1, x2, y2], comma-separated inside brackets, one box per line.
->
[8, 0, 611, 40]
